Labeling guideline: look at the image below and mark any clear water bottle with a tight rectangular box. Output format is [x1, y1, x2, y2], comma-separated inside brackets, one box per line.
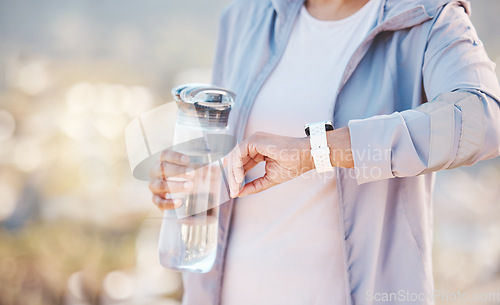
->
[158, 84, 236, 273]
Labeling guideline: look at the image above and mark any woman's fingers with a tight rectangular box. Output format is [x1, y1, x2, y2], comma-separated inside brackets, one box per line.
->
[152, 194, 182, 210]
[227, 150, 239, 198]
[160, 150, 190, 165]
[222, 154, 238, 197]
[227, 135, 273, 197]
[229, 141, 254, 197]
[150, 150, 192, 210]
[149, 162, 194, 180]
[149, 179, 193, 194]
[243, 158, 259, 172]
[232, 144, 245, 184]
[238, 173, 275, 197]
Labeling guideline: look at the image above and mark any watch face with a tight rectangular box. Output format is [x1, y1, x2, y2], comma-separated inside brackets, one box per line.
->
[304, 121, 334, 136]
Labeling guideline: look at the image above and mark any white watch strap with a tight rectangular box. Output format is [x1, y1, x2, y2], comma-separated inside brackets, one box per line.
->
[309, 122, 334, 173]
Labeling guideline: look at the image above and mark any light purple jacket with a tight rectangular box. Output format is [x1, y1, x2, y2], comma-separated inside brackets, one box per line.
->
[181, 0, 500, 304]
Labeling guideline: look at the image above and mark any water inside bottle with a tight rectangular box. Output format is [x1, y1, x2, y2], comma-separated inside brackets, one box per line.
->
[160, 203, 219, 273]
[179, 209, 218, 272]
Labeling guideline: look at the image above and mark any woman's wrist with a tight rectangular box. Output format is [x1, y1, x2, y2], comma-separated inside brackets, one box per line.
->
[300, 127, 354, 172]
[298, 136, 315, 172]
[326, 127, 354, 169]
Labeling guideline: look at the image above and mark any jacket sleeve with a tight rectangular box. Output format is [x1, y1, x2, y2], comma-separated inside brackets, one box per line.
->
[347, 2, 500, 184]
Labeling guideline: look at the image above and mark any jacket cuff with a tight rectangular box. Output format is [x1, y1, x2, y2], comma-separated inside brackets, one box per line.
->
[347, 113, 404, 184]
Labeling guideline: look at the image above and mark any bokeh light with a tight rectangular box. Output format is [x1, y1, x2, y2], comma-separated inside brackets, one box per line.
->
[17, 61, 51, 95]
[13, 139, 44, 172]
[66, 271, 86, 302]
[103, 271, 135, 300]
[0, 182, 18, 221]
[0, 110, 16, 141]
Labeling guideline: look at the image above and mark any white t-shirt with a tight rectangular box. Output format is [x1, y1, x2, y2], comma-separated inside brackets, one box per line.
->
[221, 1, 381, 304]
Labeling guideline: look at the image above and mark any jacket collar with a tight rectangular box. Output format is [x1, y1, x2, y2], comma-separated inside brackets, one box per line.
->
[271, 0, 471, 30]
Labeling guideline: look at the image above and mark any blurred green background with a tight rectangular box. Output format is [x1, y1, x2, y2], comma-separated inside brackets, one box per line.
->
[0, 0, 499, 304]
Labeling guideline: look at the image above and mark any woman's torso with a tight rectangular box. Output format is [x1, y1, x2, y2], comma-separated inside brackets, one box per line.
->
[221, 1, 381, 303]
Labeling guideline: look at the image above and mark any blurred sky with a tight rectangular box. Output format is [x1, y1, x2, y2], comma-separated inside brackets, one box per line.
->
[0, 0, 230, 88]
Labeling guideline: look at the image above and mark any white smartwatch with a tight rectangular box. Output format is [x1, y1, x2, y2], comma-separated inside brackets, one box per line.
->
[304, 121, 334, 173]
